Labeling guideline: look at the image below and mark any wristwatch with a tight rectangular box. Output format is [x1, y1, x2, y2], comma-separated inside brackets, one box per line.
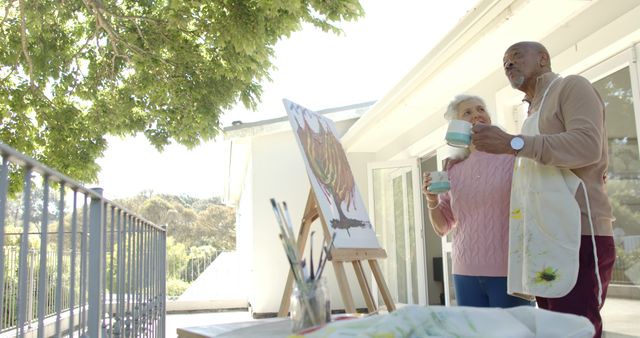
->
[510, 136, 525, 155]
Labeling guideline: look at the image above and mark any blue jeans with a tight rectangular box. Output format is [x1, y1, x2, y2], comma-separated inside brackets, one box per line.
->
[453, 274, 534, 308]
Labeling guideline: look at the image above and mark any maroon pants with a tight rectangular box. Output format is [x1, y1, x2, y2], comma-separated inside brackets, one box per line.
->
[536, 235, 616, 338]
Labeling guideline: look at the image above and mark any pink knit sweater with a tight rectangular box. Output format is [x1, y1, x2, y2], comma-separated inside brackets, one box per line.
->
[437, 151, 515, 277]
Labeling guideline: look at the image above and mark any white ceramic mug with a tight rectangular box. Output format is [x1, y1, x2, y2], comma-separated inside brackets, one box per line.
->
[445, 119, 473, 148]
[428, 171, 450, 193]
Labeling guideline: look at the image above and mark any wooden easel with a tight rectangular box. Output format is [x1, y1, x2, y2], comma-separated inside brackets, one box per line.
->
[277, 190, 396, 317]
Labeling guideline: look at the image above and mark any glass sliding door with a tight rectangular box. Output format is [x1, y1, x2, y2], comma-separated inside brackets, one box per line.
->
[420, 154, 451, 305]
[368, 160, 427, 305]
[590, 57, 640, 291]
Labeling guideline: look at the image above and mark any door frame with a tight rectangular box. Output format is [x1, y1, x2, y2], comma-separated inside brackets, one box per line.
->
[418, 148, 455, 306]
[367, 158, 428, 305]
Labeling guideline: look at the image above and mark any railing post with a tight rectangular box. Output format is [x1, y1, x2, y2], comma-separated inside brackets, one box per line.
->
[16, 167, 33, 337]
[0, 156, 8, 330]
[87, 188, 104, 338]
[159, 225, 167, 337]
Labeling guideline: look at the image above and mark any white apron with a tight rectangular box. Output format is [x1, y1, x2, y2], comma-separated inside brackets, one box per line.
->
[507, 77, 601, 302]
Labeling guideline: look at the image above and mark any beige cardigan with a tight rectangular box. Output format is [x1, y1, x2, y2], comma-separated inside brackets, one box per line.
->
[518, 72, 614, 236]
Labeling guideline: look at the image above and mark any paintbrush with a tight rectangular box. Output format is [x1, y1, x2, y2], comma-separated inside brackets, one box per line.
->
[271, 199, 290, 241]
[316, 240, 325, 279]
[316, 232, 336, 280]
[310, 231, 316, 281]
[279, 234, 303, 284]
[282, 201, 297, 241]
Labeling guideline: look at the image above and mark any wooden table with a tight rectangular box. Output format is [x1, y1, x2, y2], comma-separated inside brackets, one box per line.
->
[176, 318, 292, 338]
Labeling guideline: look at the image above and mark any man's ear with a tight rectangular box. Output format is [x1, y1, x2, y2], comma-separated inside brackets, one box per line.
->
[538, 53, 550, 67]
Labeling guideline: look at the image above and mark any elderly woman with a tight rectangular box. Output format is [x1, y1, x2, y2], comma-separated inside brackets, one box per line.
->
[422, 94, 532, 308]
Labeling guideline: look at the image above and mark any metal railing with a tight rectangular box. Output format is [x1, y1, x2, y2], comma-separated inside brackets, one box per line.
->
[168, 250, 223, 284]
[0, 142, 167, 337]
[1, 247, 79, 331]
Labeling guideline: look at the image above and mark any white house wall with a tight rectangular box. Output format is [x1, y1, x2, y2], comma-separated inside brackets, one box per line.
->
[223, 139, 251, 206]
[236, 159, 253, 308]
[246, 118, 372, 315]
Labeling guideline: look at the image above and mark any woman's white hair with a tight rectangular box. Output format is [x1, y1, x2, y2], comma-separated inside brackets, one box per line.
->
[444, 94, 487, 121]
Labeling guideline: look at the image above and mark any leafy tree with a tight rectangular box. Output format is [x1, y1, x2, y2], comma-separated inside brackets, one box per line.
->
[608, 180, 640, 236]
[115, 192, 235, 250]
[191, 204, 235, 248]
[0, 0, 364, 184]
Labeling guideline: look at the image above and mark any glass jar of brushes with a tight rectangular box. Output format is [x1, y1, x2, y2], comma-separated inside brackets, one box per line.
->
[290, 277, 331, 332]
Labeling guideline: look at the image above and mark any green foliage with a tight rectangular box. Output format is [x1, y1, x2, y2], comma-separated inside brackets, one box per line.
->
[167, 278, 190, 298]
[0, 0, 364, 184]
[607, 179, 640, 235]
[166, 236, 188, 279]
[116, 191, 236, 250]
[617, 245, 640, 268]
[2, 225, 22, 246]
[614, 245, 640, 285]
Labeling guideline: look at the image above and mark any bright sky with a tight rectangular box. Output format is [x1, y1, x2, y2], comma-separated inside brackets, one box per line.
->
[96, 0, 479, 200]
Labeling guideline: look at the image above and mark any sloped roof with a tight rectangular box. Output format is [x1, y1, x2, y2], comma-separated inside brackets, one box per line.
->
[341, 0, 639, 157]
[223, 101, 375, 140]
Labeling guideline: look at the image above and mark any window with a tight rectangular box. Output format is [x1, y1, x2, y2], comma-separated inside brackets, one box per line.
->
[593, 65, 640, 288]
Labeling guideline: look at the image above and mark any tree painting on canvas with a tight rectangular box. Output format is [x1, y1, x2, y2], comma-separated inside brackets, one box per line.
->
[284, 99, 380, 249]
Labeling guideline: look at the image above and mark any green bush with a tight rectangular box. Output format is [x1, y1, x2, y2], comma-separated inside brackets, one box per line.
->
[166, 278, 190, 298]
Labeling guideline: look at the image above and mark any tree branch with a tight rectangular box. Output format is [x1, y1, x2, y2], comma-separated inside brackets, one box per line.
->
[82, 0, 127, 60]
[134, 22, 150, 49]
[102, 12, 163, 24]
[82, 0, 177, 70]
[18, 0, 34, 88]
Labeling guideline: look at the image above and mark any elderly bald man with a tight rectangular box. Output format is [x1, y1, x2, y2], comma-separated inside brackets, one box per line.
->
[470, 41, 615, 338]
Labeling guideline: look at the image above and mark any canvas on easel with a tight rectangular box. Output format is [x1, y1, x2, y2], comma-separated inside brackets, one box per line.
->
[278, 99, 395, 316]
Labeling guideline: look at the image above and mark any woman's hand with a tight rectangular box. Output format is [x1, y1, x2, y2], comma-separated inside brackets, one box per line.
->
[422, 172, 439, 203]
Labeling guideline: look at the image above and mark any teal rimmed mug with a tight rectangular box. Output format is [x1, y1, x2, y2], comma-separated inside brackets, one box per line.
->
[428, 171, 450, 193]
[445, 119, 473, 148]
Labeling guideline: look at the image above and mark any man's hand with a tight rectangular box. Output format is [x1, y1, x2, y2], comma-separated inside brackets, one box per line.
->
[471, 123, 515, 155]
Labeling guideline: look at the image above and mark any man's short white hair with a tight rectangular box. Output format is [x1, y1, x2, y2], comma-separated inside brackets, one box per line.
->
[444, 94, 487, 121]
